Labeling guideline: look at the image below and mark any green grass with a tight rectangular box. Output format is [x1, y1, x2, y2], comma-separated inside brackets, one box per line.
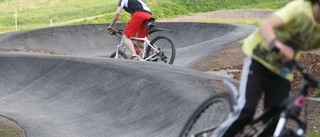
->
[0, 129, 18, 137]
[315, 89, 320, 97]
[309, 118, 320, 137]
[0, 0, 118, 33]
[0, 0, 287, 33]
[310, 130, 320, 137]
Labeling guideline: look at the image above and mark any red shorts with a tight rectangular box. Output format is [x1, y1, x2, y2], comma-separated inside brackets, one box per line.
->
[124, 11, 152, 38]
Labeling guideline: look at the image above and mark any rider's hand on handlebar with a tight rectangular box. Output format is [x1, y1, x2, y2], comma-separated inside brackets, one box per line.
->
[107, 26, 117, 35]
[271, 39, 295, 64]
[107, 26, 115, 32]
[279, 44, 294, 63]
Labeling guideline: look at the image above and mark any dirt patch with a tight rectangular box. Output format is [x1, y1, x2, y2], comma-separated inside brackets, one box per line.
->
[157, 9, 275, 22]
[0, 48, 66, 55]
[0, 116, 25, 137]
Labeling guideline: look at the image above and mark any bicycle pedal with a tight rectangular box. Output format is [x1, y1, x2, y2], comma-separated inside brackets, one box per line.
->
[131, 56, 142, 61]
[161, 58, 167, 63]
[161, 54, 168, 63]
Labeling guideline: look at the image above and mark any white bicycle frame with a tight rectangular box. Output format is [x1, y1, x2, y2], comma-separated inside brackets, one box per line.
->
[115, 36, 160, 61]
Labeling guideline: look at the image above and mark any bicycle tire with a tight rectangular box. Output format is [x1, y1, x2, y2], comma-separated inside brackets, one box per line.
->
[110, 51, 128, 59]
[146, 35, 176, 64]
[179, 93, 232, 137]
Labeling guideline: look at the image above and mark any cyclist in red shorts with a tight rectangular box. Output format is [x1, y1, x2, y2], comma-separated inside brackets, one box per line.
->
[107, 0, 152, 60]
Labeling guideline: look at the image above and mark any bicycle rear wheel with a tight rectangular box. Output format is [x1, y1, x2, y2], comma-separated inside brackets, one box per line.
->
[110, 51, 128, 59]
[179, 93, 232, 137]
[146, 35, 176, 64]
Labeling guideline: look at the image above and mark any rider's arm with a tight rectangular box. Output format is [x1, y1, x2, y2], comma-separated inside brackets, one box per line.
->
[108, 7, 122, 29]
[259, 16, 283, 46]
[259, 16, 294, 61]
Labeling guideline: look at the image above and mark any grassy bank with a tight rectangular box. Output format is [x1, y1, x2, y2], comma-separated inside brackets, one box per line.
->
[0, 0, 117, 33]
[0, 0, 287, 33]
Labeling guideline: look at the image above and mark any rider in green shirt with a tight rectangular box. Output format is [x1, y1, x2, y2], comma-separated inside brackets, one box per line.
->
[243, 0, 320, 80]
[212, 0, 320, 136]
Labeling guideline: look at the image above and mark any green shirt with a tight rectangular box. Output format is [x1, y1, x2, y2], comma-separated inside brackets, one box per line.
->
[242, 0, 320, 80]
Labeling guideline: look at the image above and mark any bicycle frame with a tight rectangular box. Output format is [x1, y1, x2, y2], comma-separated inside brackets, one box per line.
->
[224, 61, 319, 137]
[131, 37, 160, 61]
[247, 87, 308, 137]
[114, 36, 160, 61]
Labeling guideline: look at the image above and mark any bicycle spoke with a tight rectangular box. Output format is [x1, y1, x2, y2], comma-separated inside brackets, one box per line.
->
[147, 35, 175, 64]
[180, 93, 231, 137]
[189, 99, 229, 136]
[153, 40, 172, 62]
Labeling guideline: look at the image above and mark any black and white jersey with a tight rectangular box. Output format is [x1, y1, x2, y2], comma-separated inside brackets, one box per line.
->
[118, 0, 151, 14]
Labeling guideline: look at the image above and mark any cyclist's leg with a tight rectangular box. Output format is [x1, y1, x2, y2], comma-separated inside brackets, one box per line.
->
[260, 72, 291, 136]
[212, 57, 264, 137]
[122, 34, 137, 57]
[136, 12, 152, 48]
[123, 12, 150, 57]
[264, 70, 290, 108]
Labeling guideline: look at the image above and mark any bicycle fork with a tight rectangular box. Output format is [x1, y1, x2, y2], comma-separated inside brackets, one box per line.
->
[115, 40, 126, 58]
[273, 112, 306, 137]
[274, 95, 307, 137]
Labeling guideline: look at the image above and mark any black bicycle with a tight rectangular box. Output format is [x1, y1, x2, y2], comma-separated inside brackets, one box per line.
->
[109, 18, 176, 64]
[179, 61, 320, 137]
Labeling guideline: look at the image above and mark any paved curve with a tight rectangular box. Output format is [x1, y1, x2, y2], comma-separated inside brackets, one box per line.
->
[0, 22, 256, 137]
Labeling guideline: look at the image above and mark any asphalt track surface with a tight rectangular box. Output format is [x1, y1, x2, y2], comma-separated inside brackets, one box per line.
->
[0, 22, 256, 137]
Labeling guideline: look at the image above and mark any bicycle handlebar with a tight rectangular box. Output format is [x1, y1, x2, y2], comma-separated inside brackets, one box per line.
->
[290, 60, 320, 89]
[271, 44, 320, 89]
[108, 29, 123, 35]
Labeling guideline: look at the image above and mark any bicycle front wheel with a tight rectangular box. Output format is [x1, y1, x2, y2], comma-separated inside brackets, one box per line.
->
[110, 51, 128, 59]
[179, 93, 232, 137]
[146, 35, 176, 64]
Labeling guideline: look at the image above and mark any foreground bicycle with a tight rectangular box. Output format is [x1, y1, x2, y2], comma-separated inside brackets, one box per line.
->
[180, 60, 320, 137]
[109, 18, 176, 64]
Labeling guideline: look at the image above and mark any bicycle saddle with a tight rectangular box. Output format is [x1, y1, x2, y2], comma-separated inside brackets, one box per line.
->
[146, 18, 156, 28]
